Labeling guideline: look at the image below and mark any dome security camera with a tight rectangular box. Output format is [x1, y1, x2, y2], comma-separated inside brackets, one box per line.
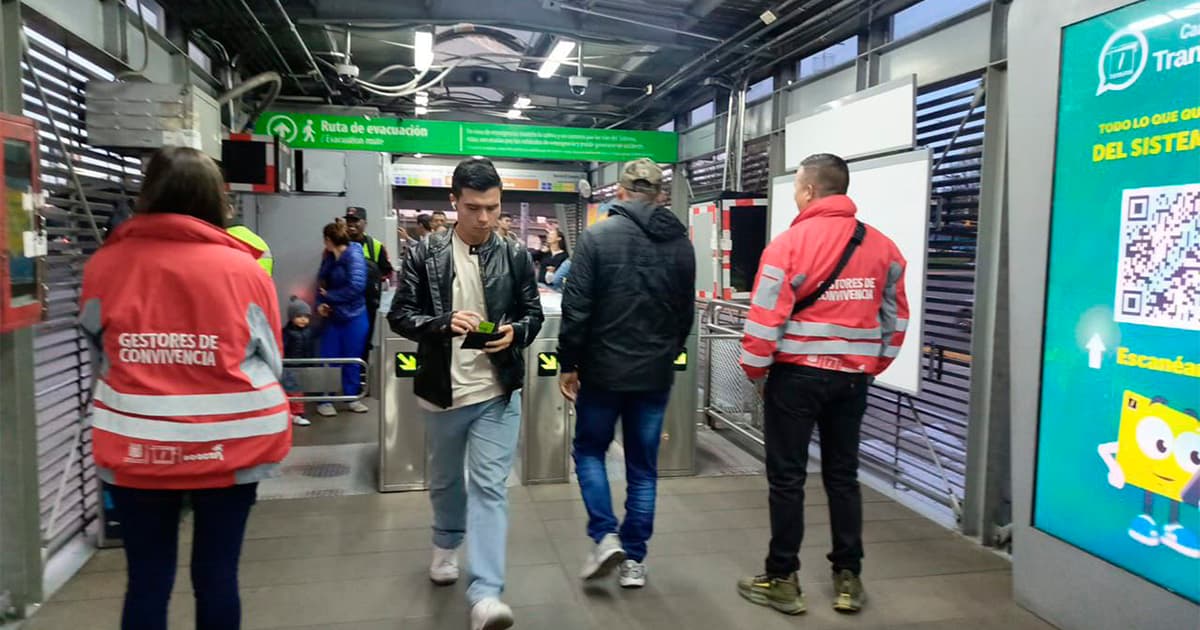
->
[568, 75, 590, 96]
[334, 62, 360, 86]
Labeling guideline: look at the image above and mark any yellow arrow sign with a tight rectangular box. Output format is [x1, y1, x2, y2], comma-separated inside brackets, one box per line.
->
[538, 352, 559, 373]
[674, 351, 687, 367]
[396, 352, 418, 372]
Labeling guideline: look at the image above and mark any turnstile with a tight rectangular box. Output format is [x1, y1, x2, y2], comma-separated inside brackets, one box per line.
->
[377, 314, 428, 492]
[521, 312, 571, 484]
[377, 291, 699, 491]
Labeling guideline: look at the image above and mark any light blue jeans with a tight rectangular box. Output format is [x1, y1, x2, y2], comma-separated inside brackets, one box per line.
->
[424, 393, 521, 605]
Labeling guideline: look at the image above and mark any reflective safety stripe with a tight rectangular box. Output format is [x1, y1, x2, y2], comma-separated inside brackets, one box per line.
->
[741, 349, 774, 368]
[743, 319, 783, 342]
[778, 339, 883, 357]
[752, 265, 786, 310]
[895, 318, 909, 333]
[883, 345, 901, 358]
[92, 408, 290, 443]
[95, 381, 287, 417]
[785, 321, 882, 340]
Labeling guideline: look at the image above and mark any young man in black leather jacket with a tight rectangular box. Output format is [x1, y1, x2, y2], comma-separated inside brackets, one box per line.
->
[387, 158, 542, 630]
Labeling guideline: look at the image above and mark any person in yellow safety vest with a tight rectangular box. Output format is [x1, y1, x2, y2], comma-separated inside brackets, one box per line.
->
[227, 224, 274, 276]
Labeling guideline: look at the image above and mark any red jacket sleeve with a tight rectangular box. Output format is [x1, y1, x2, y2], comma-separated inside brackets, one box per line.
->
[875, 250, 909, 375]
[740, 238, 796, 380]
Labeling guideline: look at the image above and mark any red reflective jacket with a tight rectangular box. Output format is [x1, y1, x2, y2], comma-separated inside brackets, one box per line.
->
[740, 195, 909, 381]
[80, 213, 290, 490]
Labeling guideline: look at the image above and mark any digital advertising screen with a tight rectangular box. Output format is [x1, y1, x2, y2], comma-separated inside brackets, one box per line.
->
[1034, 0, 1200, 603]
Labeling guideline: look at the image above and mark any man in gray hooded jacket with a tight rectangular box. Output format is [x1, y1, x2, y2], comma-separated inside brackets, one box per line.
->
[557, 158, 696, 589]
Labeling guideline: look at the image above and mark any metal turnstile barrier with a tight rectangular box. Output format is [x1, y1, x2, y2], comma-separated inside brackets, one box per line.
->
[378, 317, 427, 492]
[378, 292, 701, 492]
[521, 313, 570, 485]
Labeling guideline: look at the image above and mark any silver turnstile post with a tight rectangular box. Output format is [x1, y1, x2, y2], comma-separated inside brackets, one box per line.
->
[521, 313, 572, 484]
[378, 319, 428, 492]
[659, 329, 698, 477]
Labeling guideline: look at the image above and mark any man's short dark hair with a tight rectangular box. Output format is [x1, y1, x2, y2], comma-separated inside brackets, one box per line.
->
[417, 214, 433, 230]
[451, 158, 503, 196]
[500, 212, 513, 221]
[431, 210, 446, 218]
[800, 153, 850, 196]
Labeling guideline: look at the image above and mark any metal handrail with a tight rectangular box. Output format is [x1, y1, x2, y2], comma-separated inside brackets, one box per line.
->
[694, 297, 963, 517]
[283, 357, 369, 402]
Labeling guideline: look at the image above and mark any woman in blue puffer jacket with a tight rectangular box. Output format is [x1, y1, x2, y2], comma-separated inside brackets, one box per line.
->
[315, 221, 369, 417]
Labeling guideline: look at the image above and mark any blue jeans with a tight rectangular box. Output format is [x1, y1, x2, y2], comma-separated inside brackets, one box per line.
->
[424, 393, 522, 604]
[106, 483, 257, 630]
[573, 386, 671, 562]
[320, 311, 369, 397]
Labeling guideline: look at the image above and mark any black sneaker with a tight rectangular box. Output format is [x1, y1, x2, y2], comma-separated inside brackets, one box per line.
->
[736, 573, 806, 615]
[832, 569, 865, 613]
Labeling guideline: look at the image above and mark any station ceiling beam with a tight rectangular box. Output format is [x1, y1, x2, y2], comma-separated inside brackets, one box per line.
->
[287, 0, 710, 50]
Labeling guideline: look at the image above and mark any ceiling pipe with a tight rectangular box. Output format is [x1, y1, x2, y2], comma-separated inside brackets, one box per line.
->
[234, 0, 308, 95]
[558, 3, 722, 43]
[606, 0, 842, 128]
[267, 0, 335, 99]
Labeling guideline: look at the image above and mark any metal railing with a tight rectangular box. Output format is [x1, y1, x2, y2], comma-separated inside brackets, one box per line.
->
[696, 299, 963, 519]
[281, 358, 369, 402]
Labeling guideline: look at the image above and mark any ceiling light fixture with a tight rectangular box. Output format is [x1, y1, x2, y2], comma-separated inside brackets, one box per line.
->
[415, 92, 429, 106]
[414, 30, 434, 73]
[415, 106, 428, 116]
[505, 109, 523, 120]
[537, 40, 576, 79]
[514, 96, 532, 109]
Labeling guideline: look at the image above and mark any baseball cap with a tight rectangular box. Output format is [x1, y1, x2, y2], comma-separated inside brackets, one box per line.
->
[620, 158, 664, 193]
[344, 206, 367, 221]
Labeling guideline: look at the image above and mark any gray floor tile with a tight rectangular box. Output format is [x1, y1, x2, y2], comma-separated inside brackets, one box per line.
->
[26, 472, 1054, 630]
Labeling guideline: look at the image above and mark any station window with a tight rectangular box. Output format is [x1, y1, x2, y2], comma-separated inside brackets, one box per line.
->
[689, 101, 715, 127]
[745, 77, 774, 103]
[125, 0, 166, 33]
[187, 42, 213, 74]
[892, 0, 989, 41]
[658, 120, 675, 133]
[796, 36, 857, 79]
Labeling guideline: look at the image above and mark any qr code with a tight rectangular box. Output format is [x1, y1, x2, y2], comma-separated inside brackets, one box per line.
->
[1114, 184, 1200, 331]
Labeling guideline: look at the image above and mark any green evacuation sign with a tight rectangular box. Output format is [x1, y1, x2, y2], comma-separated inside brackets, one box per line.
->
[255, 112, 679, 163]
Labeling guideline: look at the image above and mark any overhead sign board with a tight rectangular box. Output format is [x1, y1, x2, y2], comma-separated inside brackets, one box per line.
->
[255, 112, 679, 164]
[390, 162, 581, 193]
[1033, 0, 1200, 604]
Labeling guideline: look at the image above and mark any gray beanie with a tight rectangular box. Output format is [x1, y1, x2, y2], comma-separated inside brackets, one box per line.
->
[287, 296, 312, 321]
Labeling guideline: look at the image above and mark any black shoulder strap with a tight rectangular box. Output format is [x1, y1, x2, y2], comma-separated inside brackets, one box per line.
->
[791, 221, 866, 316]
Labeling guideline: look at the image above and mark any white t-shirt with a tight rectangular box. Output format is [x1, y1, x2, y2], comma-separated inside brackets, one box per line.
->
[422, 231, 504, 411]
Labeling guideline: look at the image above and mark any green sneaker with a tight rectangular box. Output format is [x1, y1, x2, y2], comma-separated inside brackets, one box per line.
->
[736, 573, 806, 615]
[832, 569, 865, 613]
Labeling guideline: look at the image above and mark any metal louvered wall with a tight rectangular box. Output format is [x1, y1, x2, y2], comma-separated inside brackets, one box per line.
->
[21, 27, 141, 557]
[856, 72, 986, 519]
[740, 136, 770, 195]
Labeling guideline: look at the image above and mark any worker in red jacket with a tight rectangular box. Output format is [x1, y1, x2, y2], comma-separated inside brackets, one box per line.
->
[736, 153, 908, 617]
[80, 146, 289, 630]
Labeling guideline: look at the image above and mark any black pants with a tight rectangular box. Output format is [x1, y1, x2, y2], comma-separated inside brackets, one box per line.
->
[107, 483, 258, 630]
[763, 364, 869, 577]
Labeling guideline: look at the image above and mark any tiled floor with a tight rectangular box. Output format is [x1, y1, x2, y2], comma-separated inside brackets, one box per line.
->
[24, 474, 1056, 630]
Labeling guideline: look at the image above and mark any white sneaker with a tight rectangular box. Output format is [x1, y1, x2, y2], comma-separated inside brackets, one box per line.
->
[292, 416, 311, 426]
[316, 403, 336, 417]
[580, 532, 626, 580]
[429, 546, 459, 585]
[348, 400, 370, 413]
[470, 597, 514, 630]
[618, 559, 647, 588]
